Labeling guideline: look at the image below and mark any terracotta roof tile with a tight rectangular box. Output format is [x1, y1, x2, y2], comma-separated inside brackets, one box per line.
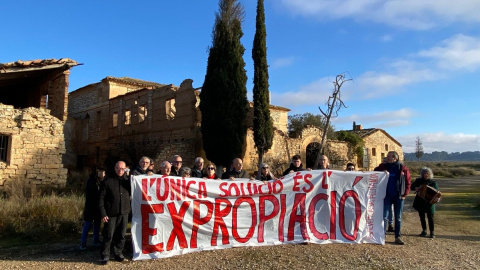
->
[0, 58, 79, 69]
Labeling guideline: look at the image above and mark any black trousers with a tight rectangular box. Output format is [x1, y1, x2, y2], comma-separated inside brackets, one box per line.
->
[101, 214, 128, 260]
[418, 210, 434, 232]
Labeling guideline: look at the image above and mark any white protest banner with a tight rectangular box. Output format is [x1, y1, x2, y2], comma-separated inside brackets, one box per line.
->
[131, 170, 388, 260]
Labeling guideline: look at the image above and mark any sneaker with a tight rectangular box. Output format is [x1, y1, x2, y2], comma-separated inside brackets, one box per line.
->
[419, 231, 427, 237]
[387, 225, 394, 232]
[429, 233, 435, 239]
[79, 243, 87, 251]
[395, 237, 405, 245]
[100, 258, 109, 265]
[115, 255, 125, 262]
[92, 241, 102, 247]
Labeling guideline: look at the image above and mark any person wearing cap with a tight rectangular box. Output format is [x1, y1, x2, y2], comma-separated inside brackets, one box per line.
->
[256, 163, 276, 182]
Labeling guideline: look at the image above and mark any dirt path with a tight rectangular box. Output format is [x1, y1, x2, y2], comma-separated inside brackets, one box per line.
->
[1, 176, 479, 269]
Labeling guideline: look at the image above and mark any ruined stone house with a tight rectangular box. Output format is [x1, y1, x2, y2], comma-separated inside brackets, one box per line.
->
[67, 76, 403, 176]
[0, 59, 78, 188]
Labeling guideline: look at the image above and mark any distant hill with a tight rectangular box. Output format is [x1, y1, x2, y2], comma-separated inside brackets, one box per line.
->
[404, 151, 480, 161]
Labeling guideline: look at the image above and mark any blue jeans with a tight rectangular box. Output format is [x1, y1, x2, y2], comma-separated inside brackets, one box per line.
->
[388, 205, 393, 225]
[80, 219, 101, 245]
[384, 196, 404, 238]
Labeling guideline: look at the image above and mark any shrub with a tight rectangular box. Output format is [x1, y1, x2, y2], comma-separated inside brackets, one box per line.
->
[0, 180, 84, 240]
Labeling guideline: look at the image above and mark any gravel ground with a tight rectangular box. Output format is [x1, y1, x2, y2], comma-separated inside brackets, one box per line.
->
[1, 176, 479, 269]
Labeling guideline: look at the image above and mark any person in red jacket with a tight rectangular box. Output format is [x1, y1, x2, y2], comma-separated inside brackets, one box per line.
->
[374, 151, 411, 245]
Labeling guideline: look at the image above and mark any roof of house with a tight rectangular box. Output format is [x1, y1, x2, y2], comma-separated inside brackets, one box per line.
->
[0, 58, 79, 71]
[345, 128, 402, 146]
[0, 58, 80, 88]
[247, 101, 291, 112]
[104, 76, 167, 88]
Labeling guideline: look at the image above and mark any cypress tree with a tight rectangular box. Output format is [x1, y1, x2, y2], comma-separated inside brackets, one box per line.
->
[200, 0, 248, 167]
[252, 0, 273, 176]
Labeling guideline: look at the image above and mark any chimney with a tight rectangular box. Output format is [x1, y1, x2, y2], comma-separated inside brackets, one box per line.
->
[353, 123, 363, 131]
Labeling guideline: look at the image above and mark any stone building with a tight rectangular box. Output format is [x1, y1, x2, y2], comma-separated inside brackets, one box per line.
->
[67, 76, 356, 175]
[0, 59, 78, 188]
[346, 123, 404, 171]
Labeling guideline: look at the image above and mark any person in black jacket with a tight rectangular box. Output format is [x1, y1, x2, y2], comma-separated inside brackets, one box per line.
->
[191, 157, 204, 178]
[411, 167, 439, 238]
[131, 156, 151, 176]
[282, 155, 305, 176]
[79, 167, 105, 250]
[222, 158, 250, 180]
[99, 161, 131, 265]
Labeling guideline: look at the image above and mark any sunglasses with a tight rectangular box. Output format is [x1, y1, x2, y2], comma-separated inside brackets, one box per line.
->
[262, 167, 268, 169]
[207, 167, 215, 170]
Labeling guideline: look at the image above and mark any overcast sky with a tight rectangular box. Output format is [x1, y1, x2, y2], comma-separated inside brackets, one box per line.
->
[1, 0, 479, 153]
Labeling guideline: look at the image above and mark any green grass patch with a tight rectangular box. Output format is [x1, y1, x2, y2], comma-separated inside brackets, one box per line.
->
[405, 161, 480, 178]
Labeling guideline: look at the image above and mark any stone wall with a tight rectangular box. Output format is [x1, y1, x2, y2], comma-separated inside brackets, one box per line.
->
[0, 104, 68, 188]
[67, 79, 199, 169]
[362, 130, 404, 170]
[243, 126, 351, 176]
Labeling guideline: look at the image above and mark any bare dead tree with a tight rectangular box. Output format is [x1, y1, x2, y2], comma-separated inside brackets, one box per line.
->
[315, 73, 352, 168]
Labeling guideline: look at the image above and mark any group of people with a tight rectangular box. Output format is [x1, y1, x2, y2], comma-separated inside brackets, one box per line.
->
[79, 151, 440, 264]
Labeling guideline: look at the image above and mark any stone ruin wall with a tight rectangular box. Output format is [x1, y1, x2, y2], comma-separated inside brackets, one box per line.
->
[243, 126, 350, 176]
[0, 104, 68, 188]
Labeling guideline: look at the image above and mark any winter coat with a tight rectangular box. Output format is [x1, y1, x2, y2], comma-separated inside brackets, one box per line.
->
[83, 175, 102, 221]
[99, 175, 131, 218]
[222, 169, 250, 179]
[282, 163, 305, 176]
[411, 177, 439, 214]
[374, 162, 411, 198]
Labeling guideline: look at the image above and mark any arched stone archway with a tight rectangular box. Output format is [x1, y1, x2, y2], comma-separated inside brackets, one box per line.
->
[301, 133, 322, 169]
[306, 142, 320, 169]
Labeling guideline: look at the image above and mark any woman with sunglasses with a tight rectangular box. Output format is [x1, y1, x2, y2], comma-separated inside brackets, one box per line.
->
[256, 163, 276, 182]
[203, 162, 221, 180]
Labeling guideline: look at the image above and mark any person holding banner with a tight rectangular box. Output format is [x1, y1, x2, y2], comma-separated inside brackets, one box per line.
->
[345, 163, 356, 171]
[317, 155, 330, 169]
[132, 156, 151, 176]
[179, 167, 192, 178]
[158, 161, 172, 176]
[282, 154, 305, 175]
[374, 151, 411, 245]
[411, 167, 439, 238]
[203, 162, 221, 180]
[191, 157, 204, 178]
[98, 161, 131, 264]
[222, 158, 250, 180]
[256, 163, 276, 182]
[170, 155, 183, 176]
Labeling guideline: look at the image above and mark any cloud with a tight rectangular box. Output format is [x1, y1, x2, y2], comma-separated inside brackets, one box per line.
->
[380, 34, 393, 42]
[272, 34, 480, 106]
[271, 76, 335, 106]
[418, 34, 480, 71]
[270, 56, 295, 69]
[333, 108, 415, 128]
[278, 0, 480, 30]
[397, 132, 480, 153]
